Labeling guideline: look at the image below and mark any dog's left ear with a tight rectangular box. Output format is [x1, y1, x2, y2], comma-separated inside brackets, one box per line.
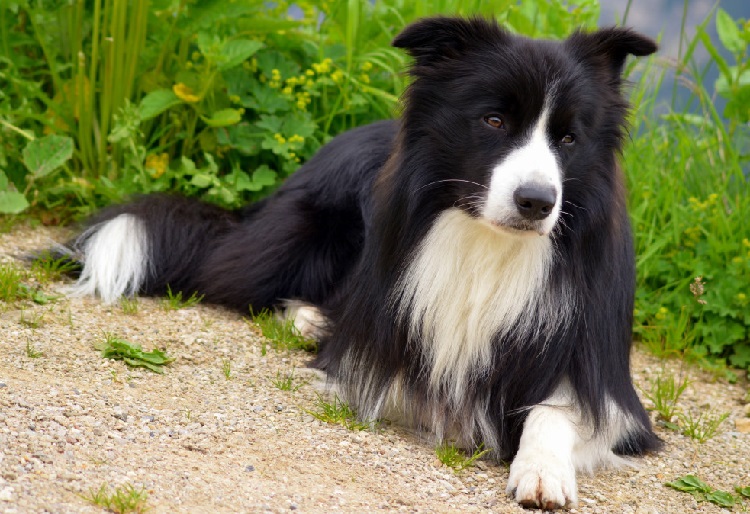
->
[567, 27, 657, 78]
[392, 16, 506, 68]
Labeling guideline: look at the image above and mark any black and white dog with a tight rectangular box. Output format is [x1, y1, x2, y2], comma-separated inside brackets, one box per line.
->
[62, 17, 660, 509]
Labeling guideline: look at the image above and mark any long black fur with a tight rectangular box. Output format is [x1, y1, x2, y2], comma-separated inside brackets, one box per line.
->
[66, 17, 660, 460]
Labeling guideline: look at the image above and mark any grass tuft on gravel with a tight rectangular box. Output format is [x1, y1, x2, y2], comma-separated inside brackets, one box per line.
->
[250, 308, 317, 353]
[81, 482, 150, 514]
[161, 285, 203, 311]
[435, 442, 491, 472]
[308, 394, 371, 431]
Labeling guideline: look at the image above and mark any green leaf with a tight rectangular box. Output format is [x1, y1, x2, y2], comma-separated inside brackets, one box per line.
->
[736, 486, 750, 498]
[22, 135, 74, 178]
[190, 174, 216, 188]
[0, 191, 30, 214]
[716, 9, 745, 54]
[200, 108, 242, 127]
[139, 89, 181, 120]
[101, 336, 174, 374]
[666, 475, 710, 492]
[219, 39, 263, 71]
[705, 490, 735, 508]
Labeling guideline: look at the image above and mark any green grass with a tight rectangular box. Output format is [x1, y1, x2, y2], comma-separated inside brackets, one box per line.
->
[100, 333, 175, 374]
[624, 8, 750, 372]
[0, 264, 28, 303]
[435, 442, 491, 473]
[307, 394, 371, 431]
[222, 359, 232, 380]
[81, 482, 150, 514]
[641, 372, 689, 421]
[120, 296, 140, 315]
[161, 285, 203, 311]
[271, 371, 304, 392]
[30, 252, 79, 283]
[25, 340, 44, 358]
[251, 308, 317, 353]
[675, 410, 730, 443]
[19, 309, 46, 329]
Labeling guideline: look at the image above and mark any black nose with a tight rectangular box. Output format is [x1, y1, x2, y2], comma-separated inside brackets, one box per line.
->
[513, 184, 557, 221]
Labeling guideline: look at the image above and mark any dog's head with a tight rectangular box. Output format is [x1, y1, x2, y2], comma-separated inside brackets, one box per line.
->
[392, 17, 656, 236]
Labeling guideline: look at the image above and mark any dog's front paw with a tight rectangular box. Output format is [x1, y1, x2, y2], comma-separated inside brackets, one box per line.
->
[506, 452, 577, 510]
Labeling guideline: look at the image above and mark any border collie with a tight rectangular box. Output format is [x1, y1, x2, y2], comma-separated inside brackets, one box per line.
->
[60, 17, 660, 509]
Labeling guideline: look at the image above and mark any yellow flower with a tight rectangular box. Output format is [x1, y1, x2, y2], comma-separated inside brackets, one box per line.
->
[360, 61, 372, 72]
[173, 83, 200, 103]
[274, 133, 286, 144]
[331, 70, 344, 84]
[306, 69, 315, 77]
[312, 59, 332, 74]
[282, 86, 293, 96]
[145, 153, 169, 178]
[288, 134, 305, 144]
[359, 73, 370, 84]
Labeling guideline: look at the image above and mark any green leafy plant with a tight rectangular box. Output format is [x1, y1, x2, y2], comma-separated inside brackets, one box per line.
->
[307, 394, 370, 431]
[435, 442, 491, 473]
[161, 285, 203, 311]
[251, 308, 317, 352]
[100, 333, 174, 374]
[666, 475, 737, 509]
[81, 482, 150, 514]
[641, 372, 689, 421]
[222, 359, 232, 380]
[627, 8, 749, 373]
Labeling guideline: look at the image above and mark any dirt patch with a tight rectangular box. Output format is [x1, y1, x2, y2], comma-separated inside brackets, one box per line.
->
[1, 225, 749, 513]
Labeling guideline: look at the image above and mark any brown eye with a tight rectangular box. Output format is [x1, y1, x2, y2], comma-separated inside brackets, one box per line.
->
[483, 115, 504, 129]
[561, 134, 575, 145]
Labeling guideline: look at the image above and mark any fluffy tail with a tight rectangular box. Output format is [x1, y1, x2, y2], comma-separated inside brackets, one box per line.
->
[67, 194, 238, 304]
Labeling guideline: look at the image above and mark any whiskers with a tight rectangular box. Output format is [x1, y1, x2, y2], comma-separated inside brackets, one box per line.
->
[454, 193, 486, 211]
[416, 179, 489, 193]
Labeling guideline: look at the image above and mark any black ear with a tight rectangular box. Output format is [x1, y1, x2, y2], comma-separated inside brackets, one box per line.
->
[392, 16, 506, 67]
[567, 27, 657, 78]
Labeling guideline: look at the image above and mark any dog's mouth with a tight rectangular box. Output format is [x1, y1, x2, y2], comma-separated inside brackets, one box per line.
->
[481, 217, 550, 237]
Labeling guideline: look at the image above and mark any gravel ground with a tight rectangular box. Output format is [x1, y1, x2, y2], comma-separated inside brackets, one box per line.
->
[1, 225, 749, 514]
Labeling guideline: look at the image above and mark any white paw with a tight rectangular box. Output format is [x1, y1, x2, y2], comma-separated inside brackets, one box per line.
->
[281, 301, 327, 340]
[506, 452, 577, 510]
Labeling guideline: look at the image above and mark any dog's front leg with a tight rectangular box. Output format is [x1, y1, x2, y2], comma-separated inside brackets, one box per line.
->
[506, 383, 581, 510]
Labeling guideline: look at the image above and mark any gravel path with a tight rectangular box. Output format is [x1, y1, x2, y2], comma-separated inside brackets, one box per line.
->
[1, 225, 749, 514]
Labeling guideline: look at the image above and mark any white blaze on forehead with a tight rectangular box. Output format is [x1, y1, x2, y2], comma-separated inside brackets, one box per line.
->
[483, 99, 563, 235]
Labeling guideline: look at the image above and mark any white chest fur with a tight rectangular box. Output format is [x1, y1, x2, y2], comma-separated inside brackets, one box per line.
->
[394, 208, 568, 405]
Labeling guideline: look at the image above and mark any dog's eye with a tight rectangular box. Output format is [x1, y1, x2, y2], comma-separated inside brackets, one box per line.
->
[483, 115, 505, 129]
[561, 134, 575, 145]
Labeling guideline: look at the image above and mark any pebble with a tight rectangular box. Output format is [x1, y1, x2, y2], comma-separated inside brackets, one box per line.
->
[736, 418, 750, 433]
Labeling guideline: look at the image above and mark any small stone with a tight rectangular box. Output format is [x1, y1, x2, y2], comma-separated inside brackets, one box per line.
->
[0, 487, 13, 501]
[290, 504, 298, 510]
[0, 383, 7, 388]
[735, 418, 750, 433]
[245, 465, 255, 472]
